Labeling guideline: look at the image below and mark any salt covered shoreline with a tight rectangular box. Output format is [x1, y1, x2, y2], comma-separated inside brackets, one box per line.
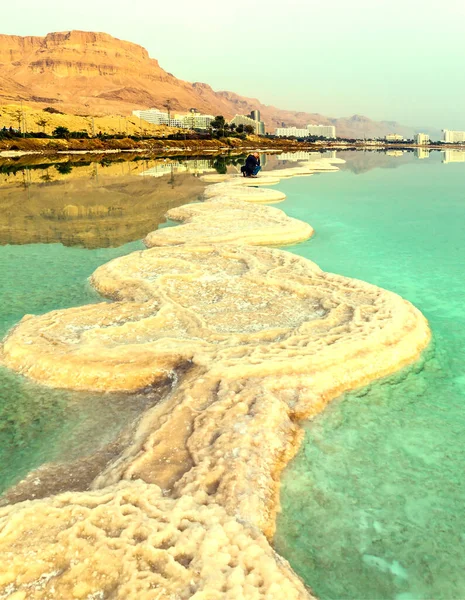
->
[0, 161, 431, 599]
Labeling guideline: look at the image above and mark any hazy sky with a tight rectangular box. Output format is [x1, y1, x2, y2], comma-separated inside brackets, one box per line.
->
[2, 0, 465, 130]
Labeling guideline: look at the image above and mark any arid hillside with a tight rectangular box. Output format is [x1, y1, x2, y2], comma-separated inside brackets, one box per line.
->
[0, 30, 418, 138]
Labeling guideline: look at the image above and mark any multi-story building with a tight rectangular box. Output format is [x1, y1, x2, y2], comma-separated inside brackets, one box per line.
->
[133, 109, 215, 130]
[443, 129, 465, 143]
[132, 109, 185, 129]
[250, 110, 261, 122]
[415, 133, 430, 145]
[307, 124, 336, 138]
[385, 134, 404, 142]
[275, 127, 310, 138]
[230, 113, 266, 135]
[175, 113, 215, 130]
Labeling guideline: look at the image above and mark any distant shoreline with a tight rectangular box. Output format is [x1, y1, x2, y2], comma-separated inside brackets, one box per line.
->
[1, 137, 463, 160]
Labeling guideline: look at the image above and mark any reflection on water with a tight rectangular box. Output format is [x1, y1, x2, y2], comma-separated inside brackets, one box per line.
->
[0, 156, 214, 248]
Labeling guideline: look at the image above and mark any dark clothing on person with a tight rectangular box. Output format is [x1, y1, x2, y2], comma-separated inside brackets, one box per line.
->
[242, 154, 261, 177]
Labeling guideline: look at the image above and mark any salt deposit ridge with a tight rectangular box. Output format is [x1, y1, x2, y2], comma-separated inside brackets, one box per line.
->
[0, 160, 431, 599]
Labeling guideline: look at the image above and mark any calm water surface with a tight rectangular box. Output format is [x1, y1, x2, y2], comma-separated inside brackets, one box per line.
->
[0, 155, 207, 493]
[274, 151, 465, 600]
[1, 150, 464, 600]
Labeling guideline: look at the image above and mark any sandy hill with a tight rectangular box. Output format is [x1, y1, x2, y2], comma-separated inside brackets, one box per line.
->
[0, 30, 416, 138]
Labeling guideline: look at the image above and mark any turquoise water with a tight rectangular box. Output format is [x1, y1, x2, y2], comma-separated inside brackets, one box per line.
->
[0, 241, 147, 493]
[274, 156, 465, 599]
[1, 152, 465, 598]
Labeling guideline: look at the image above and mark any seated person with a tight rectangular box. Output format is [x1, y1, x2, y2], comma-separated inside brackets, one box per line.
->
[241, 152, 261, 177]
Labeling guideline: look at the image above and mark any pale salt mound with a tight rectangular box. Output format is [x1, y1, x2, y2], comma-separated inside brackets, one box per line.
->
[0, 480, 312, 600]
[1, 244, 429, 396]
[204, 185, 286, 203]
[268, 167, 314, 178]
[203, 181, 284, 200]
[143, 201, 313, 247]
[206, 176, 281, 187]
[2, 245, 430, 534]
[241, 176, 281, 186]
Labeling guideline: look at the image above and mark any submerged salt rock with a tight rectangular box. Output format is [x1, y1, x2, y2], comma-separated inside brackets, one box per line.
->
[143, 201, 313, 247]
[0, 480, 313, 599]
[2, 244, 430, 399]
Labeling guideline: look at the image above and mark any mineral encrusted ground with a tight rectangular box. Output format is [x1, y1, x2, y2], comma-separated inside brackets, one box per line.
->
[0, 168, 431, 599]
[144, 200, 314, 247]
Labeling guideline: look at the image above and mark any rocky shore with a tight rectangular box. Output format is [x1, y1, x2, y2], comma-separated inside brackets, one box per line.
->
[0, 163, 431, 599]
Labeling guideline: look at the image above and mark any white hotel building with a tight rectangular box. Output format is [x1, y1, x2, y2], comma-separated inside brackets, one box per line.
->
[415, 133, 430, 145]
[275, 124, 336, 139]
[275, 127, 310, 138]
[443, 129, 465, 143]
[230, 114, 266, 135]
[307, 124, 336, 138]
[132, 109, 215, 130]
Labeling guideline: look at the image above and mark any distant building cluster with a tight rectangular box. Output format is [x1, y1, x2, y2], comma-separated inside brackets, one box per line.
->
[443, 129, 465, 143]
[133, 108, 267, 135]
[385, 133, 404, 142]
[275, 124, 336, 139]
[132, 109, 215, 130]
[230, 111, 266, 135]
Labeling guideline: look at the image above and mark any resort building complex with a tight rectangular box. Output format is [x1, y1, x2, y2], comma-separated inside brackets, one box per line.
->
[443, 129, 465, 143]
[306, 124, 336, 138]
[276, 127, 310, 137]
[230, 112, 266, 135]
[415, 133, 430, 145]
[132, 109, 215, 130]
[275, 125, 336, 138]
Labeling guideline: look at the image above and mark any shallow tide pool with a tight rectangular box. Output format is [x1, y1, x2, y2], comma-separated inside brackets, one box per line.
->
[274, 154, 465, 599]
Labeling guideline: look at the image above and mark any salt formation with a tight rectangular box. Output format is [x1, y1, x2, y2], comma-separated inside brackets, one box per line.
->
[2, 243, 430, 532]
[199, 175, 282, 187]
[0, 480, 311, 599]
[204, 185, 286, 203]
[264, 167, 314, 178]
[143, 201, 313, 247]
[0, 171, 431, 600]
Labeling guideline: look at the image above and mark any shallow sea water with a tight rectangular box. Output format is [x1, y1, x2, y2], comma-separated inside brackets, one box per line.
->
[274, 153, 465, 599]
[0, 241, 146, 493]
[1, 151, 464, 600]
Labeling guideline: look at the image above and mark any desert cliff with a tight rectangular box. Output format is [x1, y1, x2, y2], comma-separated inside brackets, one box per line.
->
[0, 30, 417, 138]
